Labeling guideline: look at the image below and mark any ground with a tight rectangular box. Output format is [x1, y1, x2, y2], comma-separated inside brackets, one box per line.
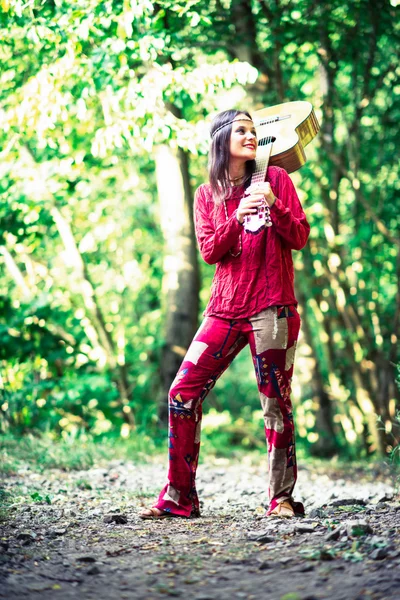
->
[1, 456, 399, 600]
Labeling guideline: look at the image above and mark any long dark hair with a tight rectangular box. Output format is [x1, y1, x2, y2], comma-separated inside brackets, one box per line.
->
[208, 109, 256, 204]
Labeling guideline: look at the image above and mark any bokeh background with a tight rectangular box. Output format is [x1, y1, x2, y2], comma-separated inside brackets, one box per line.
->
[1, 0, 399, 466]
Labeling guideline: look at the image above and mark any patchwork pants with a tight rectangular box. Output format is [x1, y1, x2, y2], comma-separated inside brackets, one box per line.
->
[154, 305, 302, 517]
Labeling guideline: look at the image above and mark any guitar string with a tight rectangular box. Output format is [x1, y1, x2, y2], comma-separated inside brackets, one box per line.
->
[224, 136, 274, 257]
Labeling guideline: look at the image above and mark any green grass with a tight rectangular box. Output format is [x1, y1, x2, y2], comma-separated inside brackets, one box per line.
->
[0, 431, 166, 474]
[0, 428, 271, 475]
[1, 430, 399, 492]
[0, 486, 13, 523]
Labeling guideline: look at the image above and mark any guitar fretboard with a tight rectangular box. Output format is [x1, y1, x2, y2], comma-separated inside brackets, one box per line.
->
[250, 140, 274, 186]
[251, 156, 269, 184]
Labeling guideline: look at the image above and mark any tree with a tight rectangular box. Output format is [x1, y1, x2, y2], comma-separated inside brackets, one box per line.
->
[0, 0, 257, 432]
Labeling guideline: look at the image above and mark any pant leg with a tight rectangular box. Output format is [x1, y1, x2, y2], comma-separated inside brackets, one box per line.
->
[154, 315, 248, 517]
[246, 305, 303, 515]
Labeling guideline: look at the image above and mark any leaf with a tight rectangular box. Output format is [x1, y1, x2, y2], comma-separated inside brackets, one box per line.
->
[30, 492, 43, 502]
[343, 549, 364, 562]
[189, 12, 200, 27]
[208, 541, 224, 546]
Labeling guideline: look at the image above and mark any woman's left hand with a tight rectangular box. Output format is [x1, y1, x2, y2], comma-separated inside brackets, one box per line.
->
[245, 182, 276, 207]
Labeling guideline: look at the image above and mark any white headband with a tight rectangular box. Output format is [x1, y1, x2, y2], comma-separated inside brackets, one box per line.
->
[211, 118, 254, 138]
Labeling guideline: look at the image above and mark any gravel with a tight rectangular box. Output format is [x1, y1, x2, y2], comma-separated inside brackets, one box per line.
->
[0, 457, 399, 600]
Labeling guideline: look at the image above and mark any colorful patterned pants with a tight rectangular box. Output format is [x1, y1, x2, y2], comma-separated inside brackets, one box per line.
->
[154, 305, 303, 517]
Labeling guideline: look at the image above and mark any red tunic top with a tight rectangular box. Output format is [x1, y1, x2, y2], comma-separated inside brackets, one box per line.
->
[194, 166, 310, 319]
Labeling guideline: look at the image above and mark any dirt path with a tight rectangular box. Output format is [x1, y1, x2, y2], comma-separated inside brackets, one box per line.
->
[1, 457, 399, 600]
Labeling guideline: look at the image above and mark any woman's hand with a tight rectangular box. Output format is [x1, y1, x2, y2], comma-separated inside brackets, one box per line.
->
[236, 195, 265, 224]
[246, 182, 276, 207]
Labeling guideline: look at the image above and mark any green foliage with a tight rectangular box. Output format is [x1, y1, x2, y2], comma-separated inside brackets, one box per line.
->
[0, 0, 258, 440]
[0, 431, 166, 474]
[0, 486, 13, 523]
[200, 407, 266, 458]
[30, 491, 52, 504]
[0, 0, 399, 456]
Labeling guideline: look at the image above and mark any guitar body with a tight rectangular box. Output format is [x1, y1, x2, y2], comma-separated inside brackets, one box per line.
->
[253, 101, 320, 174]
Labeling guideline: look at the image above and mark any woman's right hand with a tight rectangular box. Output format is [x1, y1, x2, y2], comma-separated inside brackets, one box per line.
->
[236, 195, 264, 224]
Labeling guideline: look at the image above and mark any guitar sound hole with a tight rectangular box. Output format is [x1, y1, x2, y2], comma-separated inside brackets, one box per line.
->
[259, 135, 276, 146]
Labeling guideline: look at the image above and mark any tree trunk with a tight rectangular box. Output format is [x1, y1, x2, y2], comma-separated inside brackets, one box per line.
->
[155, 145, 200, 425]
[51, 207, 135, 428]
[297, 285, 339, 457]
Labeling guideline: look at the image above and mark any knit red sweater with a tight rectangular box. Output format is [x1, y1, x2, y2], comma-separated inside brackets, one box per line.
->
[194, 166, 310, 319]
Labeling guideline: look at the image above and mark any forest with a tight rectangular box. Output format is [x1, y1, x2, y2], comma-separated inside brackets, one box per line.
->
[1, 0, 399, 461]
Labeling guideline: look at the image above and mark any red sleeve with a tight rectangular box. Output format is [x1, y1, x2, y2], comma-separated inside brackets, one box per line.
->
[269, 168, 310, 250]
[194, 185, 243, 265]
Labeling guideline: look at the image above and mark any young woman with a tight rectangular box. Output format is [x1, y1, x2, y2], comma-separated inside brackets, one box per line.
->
[140, 109, 310, 520]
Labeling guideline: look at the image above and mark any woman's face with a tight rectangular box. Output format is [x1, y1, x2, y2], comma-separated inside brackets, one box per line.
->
[229, 114, 257, 162]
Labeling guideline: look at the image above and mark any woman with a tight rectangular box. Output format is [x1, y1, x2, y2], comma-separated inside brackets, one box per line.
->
[140, 109, 310, 520]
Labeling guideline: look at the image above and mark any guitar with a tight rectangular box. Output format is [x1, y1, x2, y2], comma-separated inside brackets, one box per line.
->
[243, 101, 319, 233]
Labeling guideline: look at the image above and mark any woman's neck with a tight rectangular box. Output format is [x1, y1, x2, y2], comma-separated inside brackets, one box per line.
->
[229, 158, 246, 182]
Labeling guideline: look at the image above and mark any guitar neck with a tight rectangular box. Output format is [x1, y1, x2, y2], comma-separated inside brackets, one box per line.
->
[250, 142, 274, 186]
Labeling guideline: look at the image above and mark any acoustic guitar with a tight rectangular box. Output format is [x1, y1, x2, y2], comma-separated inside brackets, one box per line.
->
[243, 100, 319, 233]
[254, 100, 320, 173]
